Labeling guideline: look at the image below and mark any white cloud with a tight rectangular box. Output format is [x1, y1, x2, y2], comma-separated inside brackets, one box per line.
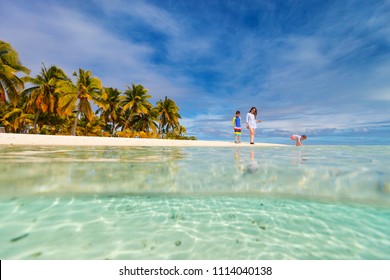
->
[0, 1, 197, 101]
[93, 0, 182, 36]
[281, 36, 330, 68]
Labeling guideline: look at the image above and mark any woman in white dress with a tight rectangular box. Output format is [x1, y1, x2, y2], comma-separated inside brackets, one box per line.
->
[246, 107, 262, 144]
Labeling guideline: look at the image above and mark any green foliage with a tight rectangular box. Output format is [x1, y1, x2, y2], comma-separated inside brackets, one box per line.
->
[165, 132, 197, 140]
[0, 40, 30, 106]
[22, 64, 70, 133]
[121, 83, 153, 130]
[116, 129, 156, 139]
[155, 96, 181, 137]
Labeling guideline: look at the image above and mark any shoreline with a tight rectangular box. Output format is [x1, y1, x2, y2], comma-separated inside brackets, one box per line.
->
[0, 133, 286, 147]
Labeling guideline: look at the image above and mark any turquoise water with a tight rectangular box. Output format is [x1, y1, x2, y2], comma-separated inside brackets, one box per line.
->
[0, 145, 389, 259]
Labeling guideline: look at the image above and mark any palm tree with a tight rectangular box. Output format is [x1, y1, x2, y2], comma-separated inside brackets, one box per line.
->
[121, 83, 153, 130]
[77, 116, 104, 136]
[95, 87, 122, 136]
[155, 96, 181, 137]
[22, 64, 69, 133]
[131, 108, 159, 134]
[0, 40, 30, 106]
[175, 125, 187, 136]
[1, 105, 34, 133]
[56, 68, 103, 135]
[38, 113, 71, 135]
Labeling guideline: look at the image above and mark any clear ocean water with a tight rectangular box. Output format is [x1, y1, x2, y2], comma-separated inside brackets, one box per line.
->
[0, 145, 389, 259]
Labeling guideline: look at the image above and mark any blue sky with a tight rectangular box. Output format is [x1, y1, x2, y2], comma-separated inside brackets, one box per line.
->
[1, 0, 390, 144]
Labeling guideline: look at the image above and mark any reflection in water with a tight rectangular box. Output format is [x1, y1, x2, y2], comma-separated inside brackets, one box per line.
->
[0, 146, 186, 196]
[246, 151, 259, 173]
[1, 145, 390, 205]
[234, 149, 259, 174]
[291, 149, 307, 164]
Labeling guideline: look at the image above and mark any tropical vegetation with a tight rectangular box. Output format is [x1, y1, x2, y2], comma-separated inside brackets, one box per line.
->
[0, 40, 196, 140]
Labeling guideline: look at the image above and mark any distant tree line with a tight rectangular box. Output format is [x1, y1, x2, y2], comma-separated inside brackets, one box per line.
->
[0, 40, 196, 140]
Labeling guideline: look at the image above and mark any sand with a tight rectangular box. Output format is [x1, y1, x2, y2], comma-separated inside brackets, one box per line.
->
[0, 133, 285, 147]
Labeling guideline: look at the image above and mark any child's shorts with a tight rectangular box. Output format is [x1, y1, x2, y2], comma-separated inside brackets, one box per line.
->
[234, 128, 242, 136]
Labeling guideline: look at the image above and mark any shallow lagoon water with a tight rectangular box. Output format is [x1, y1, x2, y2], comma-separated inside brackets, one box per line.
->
[0, 145, 389, 259]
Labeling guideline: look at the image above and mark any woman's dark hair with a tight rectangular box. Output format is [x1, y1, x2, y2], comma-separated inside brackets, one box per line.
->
[249, 107, 257, 117]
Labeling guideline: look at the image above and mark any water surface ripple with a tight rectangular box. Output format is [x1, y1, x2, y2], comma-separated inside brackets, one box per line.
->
[0, 145, 389, 259]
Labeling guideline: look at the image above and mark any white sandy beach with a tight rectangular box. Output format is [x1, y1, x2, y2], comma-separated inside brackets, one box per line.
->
[0, 133, 285, 147]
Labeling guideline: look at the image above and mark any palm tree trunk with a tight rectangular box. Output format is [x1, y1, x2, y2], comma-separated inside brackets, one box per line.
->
[72, 112, 79, 136]
[111, 121, 115, 136]
[109, 114, 115, 136]
[34, 110, 40, 134]
[158, 124, 163, 138]
[123, 114, 132, 131]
